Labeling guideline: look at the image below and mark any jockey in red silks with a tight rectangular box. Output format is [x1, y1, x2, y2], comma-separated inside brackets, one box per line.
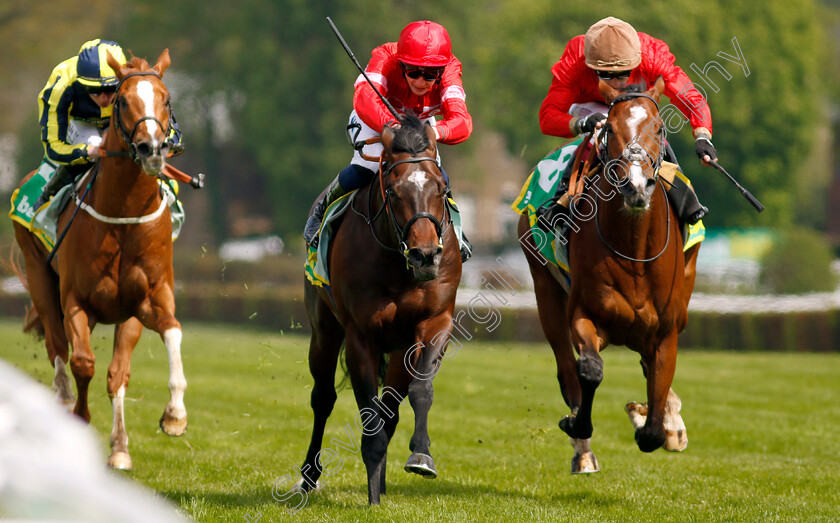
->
[303, 20, 474, 259]
[537, 17, 713, 236]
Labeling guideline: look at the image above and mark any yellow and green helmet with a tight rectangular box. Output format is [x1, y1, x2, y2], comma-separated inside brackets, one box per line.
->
[76, 39, 127, 88]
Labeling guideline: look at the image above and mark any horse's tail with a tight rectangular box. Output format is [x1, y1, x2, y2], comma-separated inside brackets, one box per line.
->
[3, 242, 44, 336]
[337, 344, 388, 391]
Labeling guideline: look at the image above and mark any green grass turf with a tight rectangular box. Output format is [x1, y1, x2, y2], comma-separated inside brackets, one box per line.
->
[0, 318, 838, 522]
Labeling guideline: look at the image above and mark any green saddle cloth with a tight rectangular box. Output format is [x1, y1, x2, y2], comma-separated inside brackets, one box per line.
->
[9, 160, 185, 251]
[511, 142, 705, 278]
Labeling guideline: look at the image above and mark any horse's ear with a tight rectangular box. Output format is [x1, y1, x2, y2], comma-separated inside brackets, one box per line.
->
[106, 51, 125, 81]
[153, 49, 171, 77]
[648, 75, 665, 102]
[598, 78, 620, 105]
[424, 123, 438, 155]
[381, 125, 395, 154]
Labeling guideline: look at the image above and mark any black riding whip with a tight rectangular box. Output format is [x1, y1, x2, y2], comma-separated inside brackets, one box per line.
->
[326, 16, 402, 122]
[708, 160, 764, 213]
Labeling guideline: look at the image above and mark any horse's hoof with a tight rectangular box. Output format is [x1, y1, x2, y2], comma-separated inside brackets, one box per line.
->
[569, 438, 600, 474]
[159, 412, 188, 436]
[292, 478, 322, 493]
[664, 429, 688, 452]
[107, 451, 133, 471]
[625, 401, 647, 430]
[404, 453, 437, 479]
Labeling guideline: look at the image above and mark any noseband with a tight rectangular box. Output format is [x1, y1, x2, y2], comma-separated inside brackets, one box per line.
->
[357, 155, 451, 263]
[111, 71, 172, 163]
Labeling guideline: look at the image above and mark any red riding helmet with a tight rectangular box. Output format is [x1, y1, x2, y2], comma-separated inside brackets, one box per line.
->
[397, 21, 452, 67]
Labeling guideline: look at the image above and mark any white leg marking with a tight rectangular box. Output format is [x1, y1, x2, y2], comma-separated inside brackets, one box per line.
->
[53, 355, 75, 407]
[111, 385, 128, 449]
[569, 437, 599, 473]
[164, 328, 187, 416]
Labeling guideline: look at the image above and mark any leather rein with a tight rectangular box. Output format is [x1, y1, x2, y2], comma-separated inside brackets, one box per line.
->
[572, 92, 672, 263]
[351, 154, 452, 264]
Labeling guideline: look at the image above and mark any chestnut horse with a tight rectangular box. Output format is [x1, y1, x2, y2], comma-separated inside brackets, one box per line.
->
[519, 77, 699, 473]
[12, 50, 187, 470]
[298, 115, 461, 505]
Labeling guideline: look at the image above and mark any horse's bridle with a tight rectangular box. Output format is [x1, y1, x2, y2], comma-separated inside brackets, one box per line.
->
[599, 92, 666, 175]
[353, 155, 452, 264]
[593, 91, 672, 263]
[111, 71, 172, 164]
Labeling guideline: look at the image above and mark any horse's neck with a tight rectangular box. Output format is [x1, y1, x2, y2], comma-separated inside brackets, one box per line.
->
[596, 178, 666, 254]
[89, 134, 161, 216]
[355, 180, 404, 261]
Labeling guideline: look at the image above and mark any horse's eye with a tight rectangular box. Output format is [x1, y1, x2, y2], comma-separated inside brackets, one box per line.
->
[386, 188, 397, 199]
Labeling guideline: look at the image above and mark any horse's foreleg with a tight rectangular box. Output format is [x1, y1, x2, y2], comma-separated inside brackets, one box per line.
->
[376, 357, 411, 496]
[297, 298, 344, 495]
[158, 325, 187, 436]
[562, 312, 604, 473]
[403, 317, 450, 480]
[345, 330, 389, 505]
[64, 297, 94, 422]
[106, 318, 143, 470]
[634, 330, 679, 452]
[141, 286, 187, 436]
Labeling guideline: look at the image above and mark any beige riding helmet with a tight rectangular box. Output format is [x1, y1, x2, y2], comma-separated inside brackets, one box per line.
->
[584, 17, 641, 71]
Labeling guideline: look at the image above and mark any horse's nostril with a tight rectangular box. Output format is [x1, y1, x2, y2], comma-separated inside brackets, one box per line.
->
[135, 142, 152, 158]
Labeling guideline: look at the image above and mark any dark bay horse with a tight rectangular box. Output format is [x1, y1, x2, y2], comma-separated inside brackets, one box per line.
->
[12, 50, 187, 470]
[299, 115, 461, 505]
[518, 77, 699, 473]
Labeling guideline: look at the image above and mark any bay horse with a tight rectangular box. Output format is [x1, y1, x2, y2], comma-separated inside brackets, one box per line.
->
[518, 77, 700, 473]
[299, 115, 461, 505]
[12, 50, 187, 470]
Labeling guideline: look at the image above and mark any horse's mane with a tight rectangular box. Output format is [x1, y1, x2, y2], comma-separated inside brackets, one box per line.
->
[391, 113, 431, 156]
[121, 56, 154, 74]
[619, 83, 647, 94]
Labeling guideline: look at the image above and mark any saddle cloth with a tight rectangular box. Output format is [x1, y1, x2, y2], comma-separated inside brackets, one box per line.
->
[9, 162, 185, 251]
[511, 145, 705, 284]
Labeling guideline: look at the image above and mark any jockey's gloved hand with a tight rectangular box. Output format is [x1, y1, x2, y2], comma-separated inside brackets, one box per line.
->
[695, 136, 718, 162]
[575, 113, 607, 135]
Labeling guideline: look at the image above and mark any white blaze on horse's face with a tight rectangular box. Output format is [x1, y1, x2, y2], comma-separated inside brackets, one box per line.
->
[135, 80, 166, 174]
[136, 81, 160, 138]
[626, 106, 647, 137]
[407, 170, 429, 192]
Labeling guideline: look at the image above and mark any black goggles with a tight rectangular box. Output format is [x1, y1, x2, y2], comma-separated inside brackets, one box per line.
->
[85, 84, 118, 96]
[401, 64, 444, 82]
[596, 69, 632, 80]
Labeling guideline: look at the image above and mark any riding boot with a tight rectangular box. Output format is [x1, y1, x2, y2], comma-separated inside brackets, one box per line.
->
[459, 232, 472, 263]
[33, 164, 77, 209]
[661, 162, 708, 225]
[303, 174, 348, 248]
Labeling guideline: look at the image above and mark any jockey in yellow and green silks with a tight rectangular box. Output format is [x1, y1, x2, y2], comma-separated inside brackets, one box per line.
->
[34, 39, 183, 209]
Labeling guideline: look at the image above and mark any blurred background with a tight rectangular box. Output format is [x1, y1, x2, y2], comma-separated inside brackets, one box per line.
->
[2, 0, 840, 346]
